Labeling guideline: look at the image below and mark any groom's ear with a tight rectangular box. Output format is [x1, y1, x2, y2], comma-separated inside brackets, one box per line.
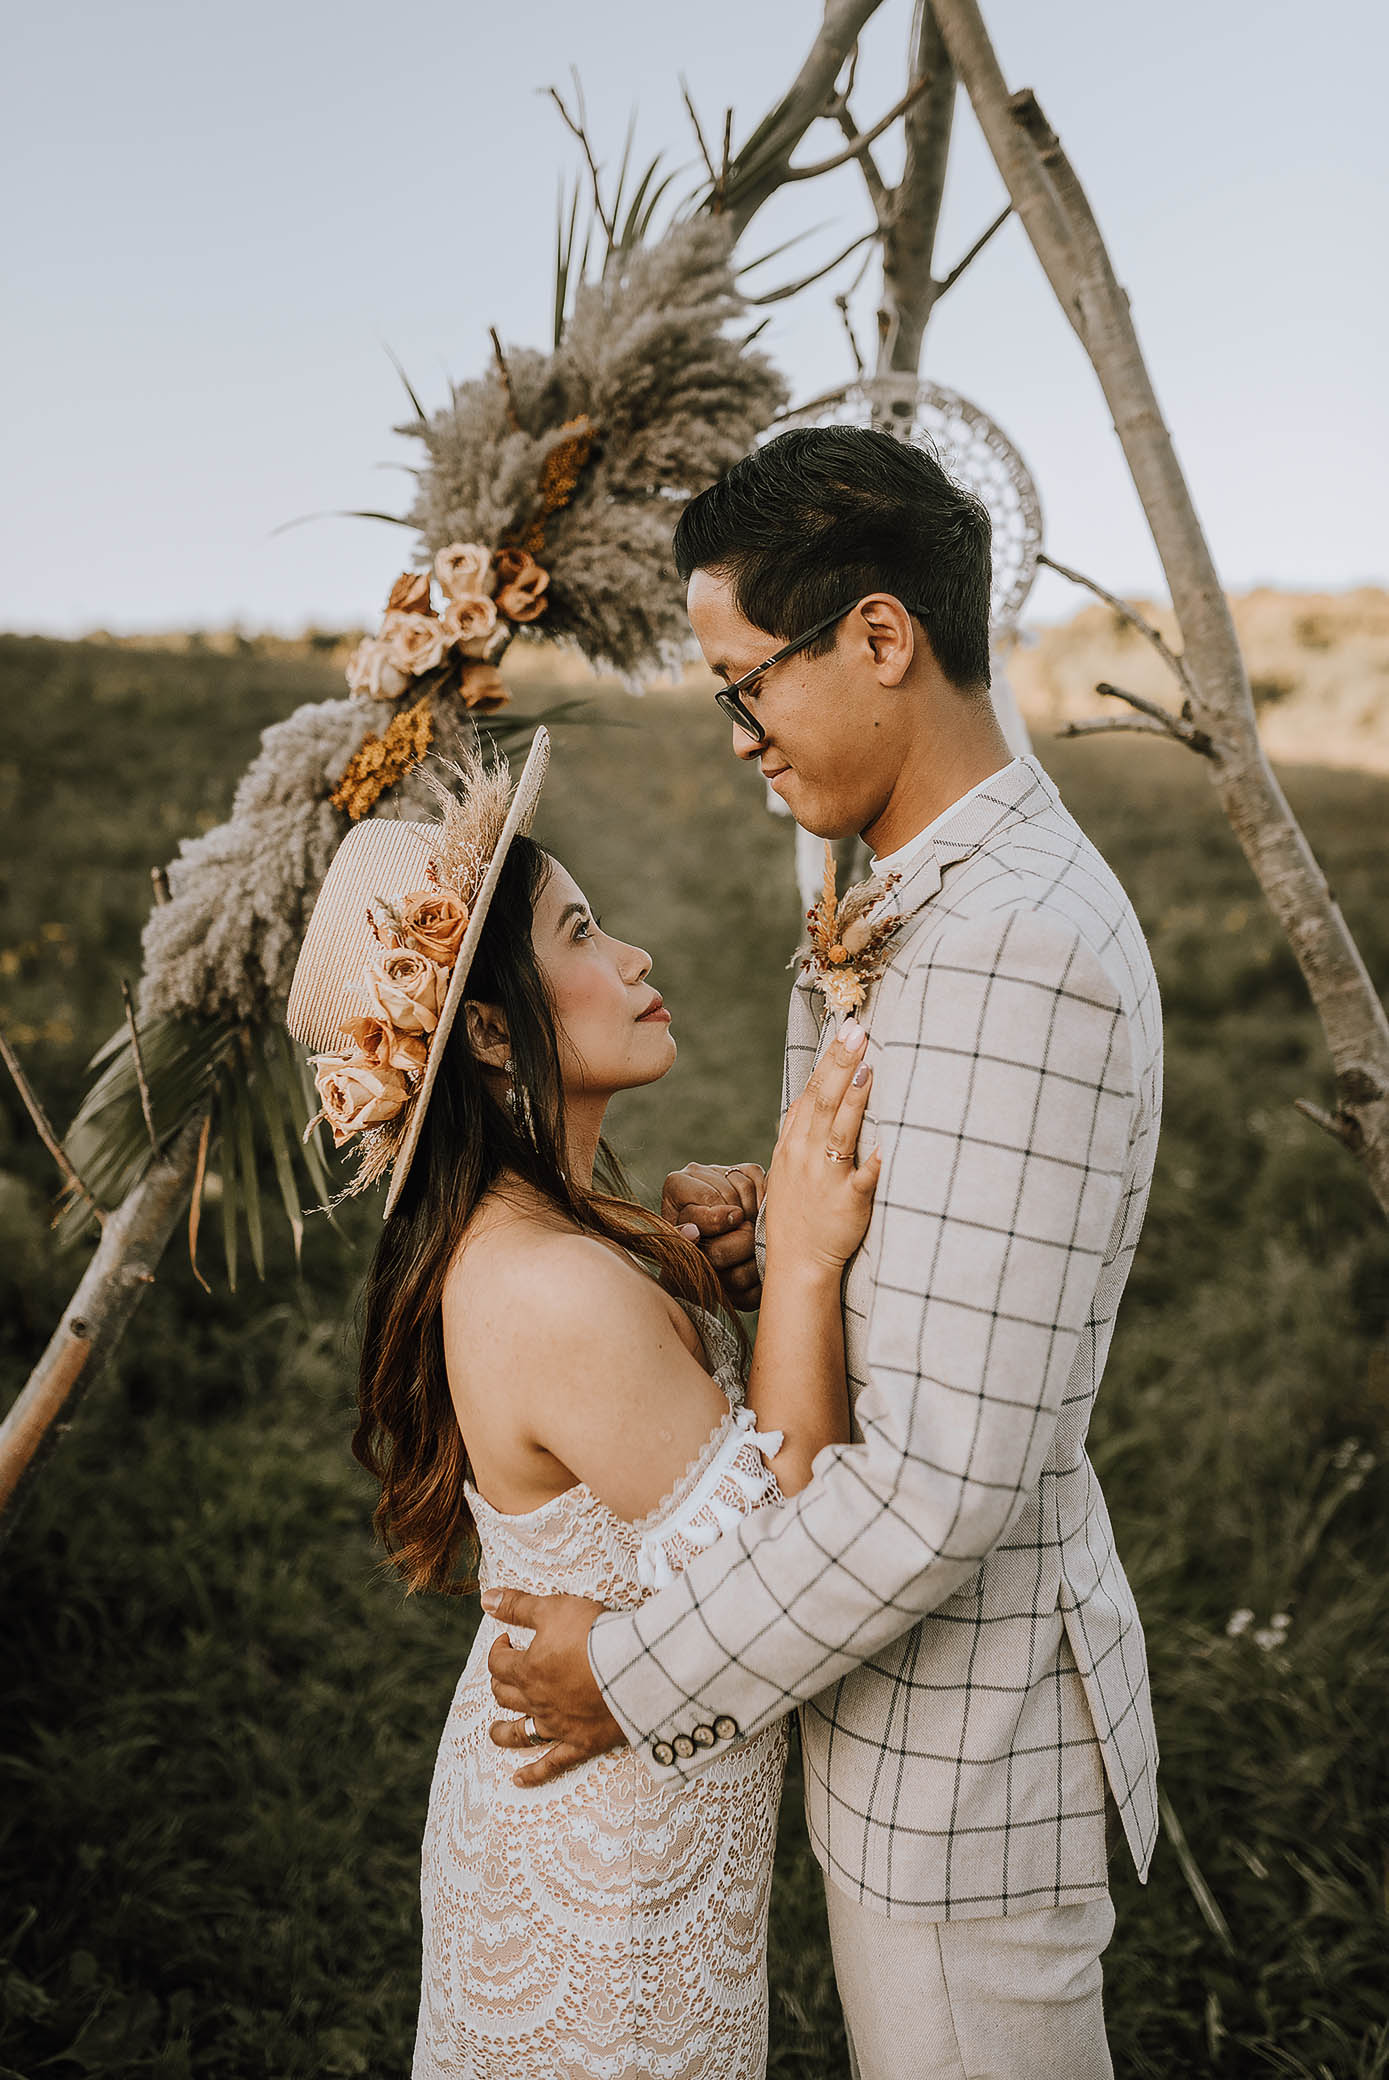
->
[856, 595, 916, 688]
[463, 999, 510, 1069]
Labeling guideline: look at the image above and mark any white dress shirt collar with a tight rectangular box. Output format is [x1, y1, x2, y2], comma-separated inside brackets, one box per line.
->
[869, 759, 1024, 879]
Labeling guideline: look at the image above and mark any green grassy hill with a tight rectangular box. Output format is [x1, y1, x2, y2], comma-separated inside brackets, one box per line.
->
[1, 634, 1386, 2077]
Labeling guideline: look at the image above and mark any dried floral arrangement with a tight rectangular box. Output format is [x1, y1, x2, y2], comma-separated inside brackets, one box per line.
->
[55, 210, 787, 1283]
[795, 843, 907, 1015]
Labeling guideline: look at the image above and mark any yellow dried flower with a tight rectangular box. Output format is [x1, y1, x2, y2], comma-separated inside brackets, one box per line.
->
[329, 696, 435, 821]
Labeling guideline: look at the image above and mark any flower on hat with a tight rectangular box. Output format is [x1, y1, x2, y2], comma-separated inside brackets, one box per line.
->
[337, 1013, 429, 1077]
[311, 1056, 412, 1146]
[399, 887, 470, 965]
[357, 946, 450, 1034]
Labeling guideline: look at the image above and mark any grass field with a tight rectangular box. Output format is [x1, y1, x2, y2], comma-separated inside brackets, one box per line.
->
[1, 633, 1387, 2078]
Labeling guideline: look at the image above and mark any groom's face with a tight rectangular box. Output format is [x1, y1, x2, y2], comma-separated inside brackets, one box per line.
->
[686, 569, 908, 841]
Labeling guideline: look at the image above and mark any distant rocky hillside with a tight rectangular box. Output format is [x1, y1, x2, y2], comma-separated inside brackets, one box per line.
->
[1008, 587, 1389, 774]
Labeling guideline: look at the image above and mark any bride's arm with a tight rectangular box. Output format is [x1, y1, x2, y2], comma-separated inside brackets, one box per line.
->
[743, 1024, 879, 1495]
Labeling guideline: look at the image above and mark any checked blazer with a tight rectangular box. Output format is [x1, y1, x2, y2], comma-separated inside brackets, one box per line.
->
[588, 755, 1162, 1923]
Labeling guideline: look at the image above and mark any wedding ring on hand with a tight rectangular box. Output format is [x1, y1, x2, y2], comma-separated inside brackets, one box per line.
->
[824, 1146, 853, 1163]
[523, 1715, 547, 1746]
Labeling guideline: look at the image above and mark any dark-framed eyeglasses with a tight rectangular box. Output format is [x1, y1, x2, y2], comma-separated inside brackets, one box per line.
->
[711, 598, 931, 742]
[712, 603, 861, 743]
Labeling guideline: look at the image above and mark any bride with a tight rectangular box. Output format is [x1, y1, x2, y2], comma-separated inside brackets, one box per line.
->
[284, 730, 879, 2078]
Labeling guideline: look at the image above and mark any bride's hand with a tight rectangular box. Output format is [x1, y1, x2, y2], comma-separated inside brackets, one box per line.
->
[763, 1022, 881, 1277]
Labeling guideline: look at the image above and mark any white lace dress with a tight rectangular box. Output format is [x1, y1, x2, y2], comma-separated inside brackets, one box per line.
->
[411, 1308, 789, 2080]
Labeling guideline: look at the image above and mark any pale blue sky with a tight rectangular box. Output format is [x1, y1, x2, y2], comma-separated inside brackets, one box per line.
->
[3, 0, 1384, 636]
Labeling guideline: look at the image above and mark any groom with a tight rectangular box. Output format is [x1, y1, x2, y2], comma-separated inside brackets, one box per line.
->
[484, 425, 1161, 2077]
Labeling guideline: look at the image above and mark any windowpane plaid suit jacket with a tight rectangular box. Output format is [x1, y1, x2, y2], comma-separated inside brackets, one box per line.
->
[589, 756, 1161, 1922]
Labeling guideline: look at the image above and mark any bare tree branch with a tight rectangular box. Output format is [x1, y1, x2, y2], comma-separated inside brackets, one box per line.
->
[547, 79, 616, 244]
[782, 74, 931, 182]
[836, 291, 867, 376]
[720, 0, 886, 239]
[1056, 715, 1174, 744]
[747, 228, 879, 307]
[0, 1027, 105, 1224]
[0, 1111, 207, 1544]
[933, 0, 1389, 1212]
[679, 76, 720, 189]
[1295, 1095, 1363, 1154]
[876, 3, 957, 391]
[832, 102, 889, 214]
[1038, 551, 1198, 702]
[1066, 683, 1215, 757]
[934, 201, 1011, 299]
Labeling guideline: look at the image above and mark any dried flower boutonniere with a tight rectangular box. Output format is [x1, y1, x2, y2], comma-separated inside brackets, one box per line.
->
[793, 842, 905, 1015]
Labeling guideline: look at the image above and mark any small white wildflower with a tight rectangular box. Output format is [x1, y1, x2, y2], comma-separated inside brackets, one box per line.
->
[1252, 1627, 1284, 1652]
[1225, 1608, 1255, 1639]
[1332, 1437, 1361, 1471]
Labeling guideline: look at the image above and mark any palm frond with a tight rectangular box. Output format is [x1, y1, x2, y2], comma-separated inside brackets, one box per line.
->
[58, 1013, 240, 1243]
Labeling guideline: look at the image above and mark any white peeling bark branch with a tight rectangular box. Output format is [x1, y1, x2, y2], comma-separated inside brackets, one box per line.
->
[876, 2, 957, 390]
[721, 0, 886, 240]
[931, 0, 1389, 1206]
[0, 1111, 209, 1547]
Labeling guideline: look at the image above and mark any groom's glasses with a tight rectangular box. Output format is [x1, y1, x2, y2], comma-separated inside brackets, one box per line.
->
[712, 604, 861, 743]
[712, 599, 931, 743]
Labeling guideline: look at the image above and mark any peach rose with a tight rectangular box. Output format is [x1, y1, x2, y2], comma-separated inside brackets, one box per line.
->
[458, 662, 511, 713]
[358, 946, 449, 1033]
[492, 547, 550, 624]
[338, 1013, 429, 1076]
[381, 608, 450, 677]
[434, 542, 495, 602]
[386, 570, 432, 614]
[345, 634, 410, 702]
[400, 887, 470, 964]
[440, 593, 498, 657]
[312, 1055, 410, 1146]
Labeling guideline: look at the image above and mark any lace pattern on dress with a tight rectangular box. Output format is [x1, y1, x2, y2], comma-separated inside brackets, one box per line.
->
[412, 1300, 789, 2080]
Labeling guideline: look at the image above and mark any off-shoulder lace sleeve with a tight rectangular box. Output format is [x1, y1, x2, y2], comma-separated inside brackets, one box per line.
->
[635, 1405, 785, 1592]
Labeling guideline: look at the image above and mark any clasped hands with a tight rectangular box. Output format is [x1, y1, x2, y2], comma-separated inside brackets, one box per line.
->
[485, 1160, 765, 1785]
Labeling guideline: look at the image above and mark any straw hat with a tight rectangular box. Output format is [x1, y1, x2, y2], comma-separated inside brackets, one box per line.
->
[285, 727, 550, 1218]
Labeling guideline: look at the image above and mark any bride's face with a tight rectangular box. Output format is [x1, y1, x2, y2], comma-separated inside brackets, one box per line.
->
[532, 859, 676, 1095]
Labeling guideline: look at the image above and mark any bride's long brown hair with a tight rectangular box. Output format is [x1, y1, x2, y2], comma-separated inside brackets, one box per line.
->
[352, 835, 736, 1596]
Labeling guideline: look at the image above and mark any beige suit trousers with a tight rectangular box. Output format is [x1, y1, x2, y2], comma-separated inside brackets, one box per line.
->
[824, 1879, 1116, 2080]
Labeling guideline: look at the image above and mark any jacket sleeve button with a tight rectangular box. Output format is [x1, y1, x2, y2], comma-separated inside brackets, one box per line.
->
[651, 1741, 676, 1767]
[691, 1724, 717, 1748]
[672, 1734, 696, 1759]
[712, 1714, 739, 1740]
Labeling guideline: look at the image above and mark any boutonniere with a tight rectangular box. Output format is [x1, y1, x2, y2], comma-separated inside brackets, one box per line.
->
[791, 842, 906, 1015]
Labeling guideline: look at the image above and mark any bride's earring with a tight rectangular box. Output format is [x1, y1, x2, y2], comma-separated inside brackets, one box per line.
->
[503, 1056, 520, 1120]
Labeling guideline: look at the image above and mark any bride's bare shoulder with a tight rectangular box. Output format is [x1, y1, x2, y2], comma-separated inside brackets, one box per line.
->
[444, 1191, 672, 1360]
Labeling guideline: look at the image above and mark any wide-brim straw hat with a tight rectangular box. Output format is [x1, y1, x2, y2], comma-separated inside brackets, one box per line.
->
[285, 726, 550, 1219]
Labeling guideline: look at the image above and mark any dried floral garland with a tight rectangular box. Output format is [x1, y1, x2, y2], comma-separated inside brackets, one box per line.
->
[795, 843, 907, 1015]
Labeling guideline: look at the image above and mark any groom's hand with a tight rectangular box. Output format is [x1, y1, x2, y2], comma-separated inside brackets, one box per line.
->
[661, 1162, 767, 1311]
[483, 1587, 627, 1787]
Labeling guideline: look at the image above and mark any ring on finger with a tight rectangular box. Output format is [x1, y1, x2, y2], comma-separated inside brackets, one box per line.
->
[824, 1146, 853, 1163]
[522, 1715, 548, 1746]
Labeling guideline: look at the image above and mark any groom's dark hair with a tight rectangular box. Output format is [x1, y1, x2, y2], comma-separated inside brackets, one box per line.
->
[673, 424, 993, 690]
